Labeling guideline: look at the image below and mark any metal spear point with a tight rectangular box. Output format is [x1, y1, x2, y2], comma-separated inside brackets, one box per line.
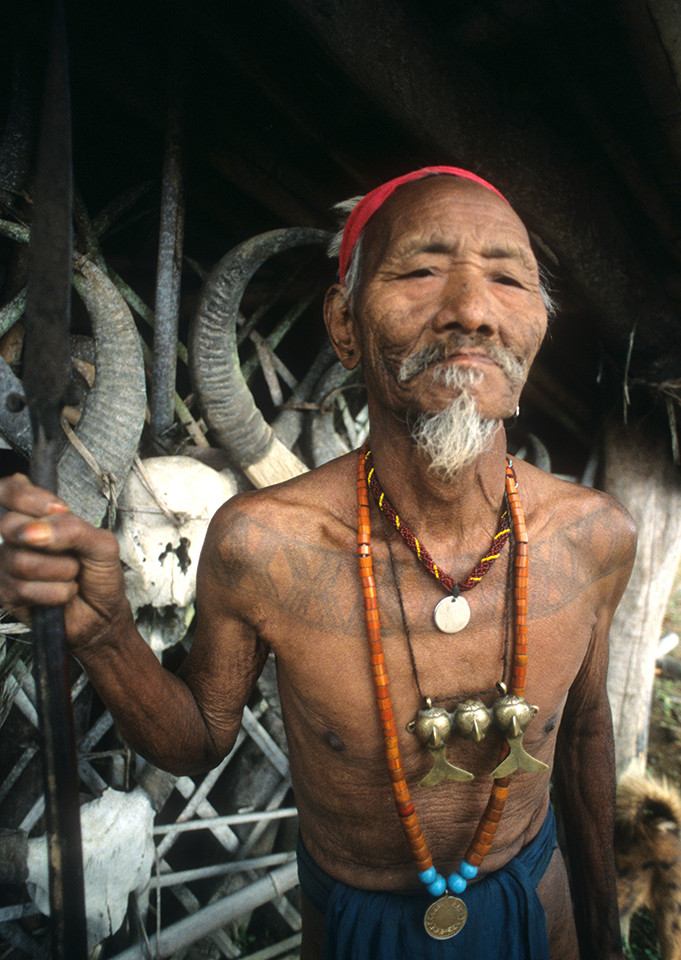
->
[22, 2, 88, 956]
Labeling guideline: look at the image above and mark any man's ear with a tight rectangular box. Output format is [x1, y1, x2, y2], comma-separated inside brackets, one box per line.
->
[323, 284, 361, 370]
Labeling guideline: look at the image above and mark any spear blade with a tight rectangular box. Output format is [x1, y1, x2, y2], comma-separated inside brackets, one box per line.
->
[23, 12, 71, 455]
[22, 3, 88, 956]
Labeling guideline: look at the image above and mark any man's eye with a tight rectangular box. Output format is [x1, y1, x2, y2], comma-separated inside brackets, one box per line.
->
[494, 275, 524, 288]
[402, 268, 434, 278]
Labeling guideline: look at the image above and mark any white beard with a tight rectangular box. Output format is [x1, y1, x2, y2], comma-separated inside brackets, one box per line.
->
[407, 365, 500, 480]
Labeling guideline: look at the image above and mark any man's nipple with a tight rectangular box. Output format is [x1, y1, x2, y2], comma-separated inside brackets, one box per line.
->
[323, 729, 347, 751]
[542, 714, 558, 735]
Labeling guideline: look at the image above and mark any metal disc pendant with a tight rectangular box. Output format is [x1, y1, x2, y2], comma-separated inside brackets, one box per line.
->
[424, 894, 468, 939]
[433, 595, 471, 633]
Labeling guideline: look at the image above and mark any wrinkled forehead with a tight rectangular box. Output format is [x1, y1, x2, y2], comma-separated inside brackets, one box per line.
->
[361, 176, 537, 272]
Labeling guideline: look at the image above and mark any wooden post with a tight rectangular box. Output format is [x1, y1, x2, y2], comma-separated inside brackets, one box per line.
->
[602, 417, 681, 777]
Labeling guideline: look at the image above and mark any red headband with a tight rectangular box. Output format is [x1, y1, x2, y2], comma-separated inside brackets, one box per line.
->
[338, 166, 508, 283]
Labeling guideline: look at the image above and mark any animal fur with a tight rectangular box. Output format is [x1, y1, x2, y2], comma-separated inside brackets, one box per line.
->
[614, 773, 681, 959]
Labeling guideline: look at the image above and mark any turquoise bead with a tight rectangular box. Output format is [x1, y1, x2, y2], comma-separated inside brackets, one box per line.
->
[447, 872, 467, 894]
[427, 874, 446, 897]
[460, 861, 478, 880]
[418, 867, 437, 884]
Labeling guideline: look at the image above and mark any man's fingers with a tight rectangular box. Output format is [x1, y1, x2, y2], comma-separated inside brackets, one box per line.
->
[0, 477, 122, 624]
[0, 474, 70, 520]
[0, 542, 80, 582]
[0, 576, 79, 608]
[0, 541, 81, 607]
[8, 580, 78, 607]
[0, 509, 119, 563]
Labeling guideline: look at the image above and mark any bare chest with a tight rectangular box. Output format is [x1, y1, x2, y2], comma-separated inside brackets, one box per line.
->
[262, 540, 597, 769]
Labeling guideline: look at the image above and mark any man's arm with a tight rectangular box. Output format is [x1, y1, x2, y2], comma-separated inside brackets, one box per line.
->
[552, 509, 636, 960]
[0, 474, 266, 775]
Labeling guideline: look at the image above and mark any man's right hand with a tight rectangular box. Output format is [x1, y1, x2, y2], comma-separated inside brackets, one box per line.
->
[0, 474, 243, 775]
[0, 474, 130, 653]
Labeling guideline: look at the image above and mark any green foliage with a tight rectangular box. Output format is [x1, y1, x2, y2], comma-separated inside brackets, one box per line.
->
[623, 909, 662, 960]
[654, 677, 681, 724]
[232, 922, 256, 952]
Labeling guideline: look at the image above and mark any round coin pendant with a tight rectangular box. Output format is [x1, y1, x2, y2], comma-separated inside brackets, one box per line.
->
[433, 595, 471, 633]
[424, 894, 468, 939]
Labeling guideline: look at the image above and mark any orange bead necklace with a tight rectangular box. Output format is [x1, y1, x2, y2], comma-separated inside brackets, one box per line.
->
[356, 444, 535, 939]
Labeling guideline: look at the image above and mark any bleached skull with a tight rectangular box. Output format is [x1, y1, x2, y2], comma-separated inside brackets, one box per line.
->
[115, 456, 238, 652]
[27, 787, 155, 949]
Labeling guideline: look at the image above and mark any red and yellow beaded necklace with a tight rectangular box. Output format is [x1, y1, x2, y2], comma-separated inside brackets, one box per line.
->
[356, 444, 547, 939]
[364, 446, 511, 634]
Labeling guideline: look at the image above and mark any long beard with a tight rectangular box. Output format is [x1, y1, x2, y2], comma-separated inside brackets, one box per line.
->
[407, 366, 500, 480]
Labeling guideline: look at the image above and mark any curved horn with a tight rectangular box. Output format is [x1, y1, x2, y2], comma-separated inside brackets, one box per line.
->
[57, 258, 146, 526]
[189, 228, 330, 487]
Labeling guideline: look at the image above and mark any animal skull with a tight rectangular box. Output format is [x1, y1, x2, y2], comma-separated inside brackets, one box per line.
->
[115, 456, 238, 652]
[26, 787, 155, 949]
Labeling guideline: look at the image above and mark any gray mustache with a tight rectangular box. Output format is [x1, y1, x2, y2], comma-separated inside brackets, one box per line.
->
[396, 334, 527, 386]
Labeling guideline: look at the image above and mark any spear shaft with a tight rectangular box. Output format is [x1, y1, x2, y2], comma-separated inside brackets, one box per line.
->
[22, 3, 88, 955]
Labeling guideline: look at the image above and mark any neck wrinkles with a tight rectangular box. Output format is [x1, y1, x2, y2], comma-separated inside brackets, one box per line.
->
[368, 424, 508, 548]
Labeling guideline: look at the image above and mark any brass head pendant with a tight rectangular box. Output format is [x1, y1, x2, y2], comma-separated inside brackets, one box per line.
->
[406, 700, 474, 786]
[407, 692, 548, 787]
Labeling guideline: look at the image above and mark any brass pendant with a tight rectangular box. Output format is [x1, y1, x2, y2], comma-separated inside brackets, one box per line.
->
[490, 694, 549, 778]
[407, 701, 473, 786]
[417, 740, 475, 788]
[433, 594, 470, 633]
[452, 699, 492, 742]
[424, 894, 467, 939]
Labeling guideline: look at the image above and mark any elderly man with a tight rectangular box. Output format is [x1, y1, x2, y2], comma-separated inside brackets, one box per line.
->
[0, 167, 635, 959]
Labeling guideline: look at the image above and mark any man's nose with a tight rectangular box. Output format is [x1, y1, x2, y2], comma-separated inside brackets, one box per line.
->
[433, 274, 496, 336]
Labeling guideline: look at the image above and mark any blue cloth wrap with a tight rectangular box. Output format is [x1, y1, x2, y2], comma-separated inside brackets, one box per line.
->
[297, 806, 556, 959]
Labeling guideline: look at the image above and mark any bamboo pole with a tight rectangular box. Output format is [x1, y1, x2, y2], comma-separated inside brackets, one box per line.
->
[109, 862, 299, 960]
[153, 807, 298, 837]
[153, 852, 296, 888]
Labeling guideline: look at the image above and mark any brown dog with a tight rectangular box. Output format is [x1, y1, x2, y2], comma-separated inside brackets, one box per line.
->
[614, 773, 681, 959]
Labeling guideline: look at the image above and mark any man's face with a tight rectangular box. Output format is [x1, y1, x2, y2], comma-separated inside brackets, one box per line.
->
[346, 177, 548, 423]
